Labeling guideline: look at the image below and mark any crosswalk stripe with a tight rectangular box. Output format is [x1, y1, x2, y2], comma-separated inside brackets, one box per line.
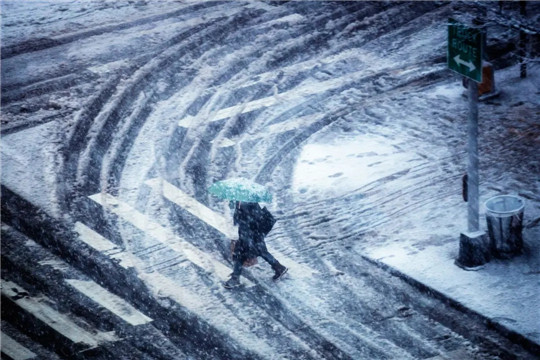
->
[74, 222, 280, 358]
[145, 178, 236, 238]
[211, 137, 236, 148]
[75, 222, 219, 310]
[88, 193, 251, 286]
[1, 280, 118, 347]
[0, 332, 37, 360]
[144, 178, 317, 277]
[22, 227, 152, 326]
[203, 113, 325, 153]
[74, 222, 135, 269]
[66, 280, 153, 326]
[208, 114, 325, 150]
[178, 68, 367, 128]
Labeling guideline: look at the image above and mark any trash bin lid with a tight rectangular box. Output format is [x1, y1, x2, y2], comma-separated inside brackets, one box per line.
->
[484, 195, 524, 217]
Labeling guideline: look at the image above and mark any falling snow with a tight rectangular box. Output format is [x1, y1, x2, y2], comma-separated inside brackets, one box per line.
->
[1, 1, 539, 359]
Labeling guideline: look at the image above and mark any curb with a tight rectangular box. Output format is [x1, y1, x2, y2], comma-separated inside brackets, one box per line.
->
[361, 255, 540, 356]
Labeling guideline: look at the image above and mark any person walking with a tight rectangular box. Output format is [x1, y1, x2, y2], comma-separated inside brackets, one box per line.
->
[224, 201, 287, 289]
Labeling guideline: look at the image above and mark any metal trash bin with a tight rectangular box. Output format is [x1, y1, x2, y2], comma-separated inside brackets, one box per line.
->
[484, 195, 524, 258]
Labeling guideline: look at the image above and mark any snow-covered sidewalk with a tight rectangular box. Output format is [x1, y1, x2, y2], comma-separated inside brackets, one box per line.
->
[367, 67, 539, 347]
[292, 62, 540, 348]
[367, 224, 539, 347]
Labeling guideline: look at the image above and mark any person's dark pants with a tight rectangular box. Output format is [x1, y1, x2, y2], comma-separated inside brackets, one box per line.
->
[231, 248, 278, 279]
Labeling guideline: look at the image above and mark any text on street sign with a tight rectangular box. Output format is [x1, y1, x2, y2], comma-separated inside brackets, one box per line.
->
[448, 19, 483, 82]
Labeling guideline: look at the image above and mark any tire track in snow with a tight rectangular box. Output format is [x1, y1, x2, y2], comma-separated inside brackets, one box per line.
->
[160, 2, 402, 274]
[208, 4, 506, 358]
[6, 1, 530, 359]
[168, 2, 423, 189]
[160, 3, 468, 354]
[116, 3, 436, 358]
[168, 3, 386, 198]
[85, 191, 354, 359]
[63, 8, 264, 202]
[1, 2, 225, 60]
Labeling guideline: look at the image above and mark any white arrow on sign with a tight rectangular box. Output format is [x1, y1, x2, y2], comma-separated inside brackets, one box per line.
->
[453, 55, 476, 72]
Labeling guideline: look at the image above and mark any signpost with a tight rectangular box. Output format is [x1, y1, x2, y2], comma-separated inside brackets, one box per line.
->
[448, 19, 489, 268]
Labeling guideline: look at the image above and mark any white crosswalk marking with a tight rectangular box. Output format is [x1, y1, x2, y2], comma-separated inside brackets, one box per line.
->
[21, 226, 152, 327]
[178, 69, 367, 128]
[75, 222, 219, 309]
[66, 280, 153, 326]
[0, 332, 37, 360]
[145, 178, 236, 238]
[211, 137, 236, 148]
[74, 222, 279, 357]
[75, 222, 135, 269]
[207, 114, 325, 149]
[144, 178, 317, 277]
[88, 193, 251, 285]
[1, 281, 118, 347]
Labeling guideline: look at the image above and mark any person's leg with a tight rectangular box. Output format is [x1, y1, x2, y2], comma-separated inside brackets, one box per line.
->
[259, 249, 278, 267]
[231, 259, 243, 279]
[260, 248, 288, 280]
[224, 259, 243, 288]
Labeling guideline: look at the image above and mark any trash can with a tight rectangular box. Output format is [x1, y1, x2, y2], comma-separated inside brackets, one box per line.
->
[484, 195, 524, 258]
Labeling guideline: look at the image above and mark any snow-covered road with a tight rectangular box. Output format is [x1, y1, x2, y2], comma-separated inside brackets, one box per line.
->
[2, 1, 539, 359]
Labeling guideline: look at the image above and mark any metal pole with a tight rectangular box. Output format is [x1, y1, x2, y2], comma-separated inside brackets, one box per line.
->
[520, 1, 527, 78]
[467, 80, 480, 232]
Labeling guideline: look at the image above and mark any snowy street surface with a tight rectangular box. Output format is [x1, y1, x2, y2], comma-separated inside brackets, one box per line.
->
[1, 1, 539, 359]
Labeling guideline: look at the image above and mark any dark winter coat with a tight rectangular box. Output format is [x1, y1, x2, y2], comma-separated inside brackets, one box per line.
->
[232, 202, 269, 261]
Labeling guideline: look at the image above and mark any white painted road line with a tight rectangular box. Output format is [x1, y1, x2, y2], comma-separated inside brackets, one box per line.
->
[424, 348, 471, 360]
[206, 114, 325, 150]
[264, 113, 325, 135]
[74, 224, 280, 357]
[178, 69, 368, 128]
[75, 222, 135, 269]
[145, 178, 236, 238]
[74, 221, 119, 253]
[75, 222, 217, 310]
[1, 280, 118, 348]
[1, 332, 37, 360]
[66, 280, 153, 326]
[211, 137, 236, 148]
[76, 222, 137, 272]
[25, 225, 152, 327]
[145, 178, 318, 277]
[88, 193, 250, 285]
[79, 238, 275, 359]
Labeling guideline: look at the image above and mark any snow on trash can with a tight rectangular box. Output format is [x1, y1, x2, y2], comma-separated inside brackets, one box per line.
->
[484, 195, 524, 258]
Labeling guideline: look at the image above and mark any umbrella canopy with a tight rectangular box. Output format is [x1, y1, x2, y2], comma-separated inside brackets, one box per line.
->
[208, 178, 272, 203]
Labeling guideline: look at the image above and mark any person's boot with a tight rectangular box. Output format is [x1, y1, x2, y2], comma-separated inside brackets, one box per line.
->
[272, 263, 288, 281]
[224, 275, 241, 289]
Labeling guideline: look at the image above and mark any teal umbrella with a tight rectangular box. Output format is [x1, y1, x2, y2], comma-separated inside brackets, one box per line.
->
[208, 178, 272, 203]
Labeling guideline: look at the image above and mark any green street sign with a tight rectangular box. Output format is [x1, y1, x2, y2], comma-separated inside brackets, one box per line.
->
[448, 19, 483, 82]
